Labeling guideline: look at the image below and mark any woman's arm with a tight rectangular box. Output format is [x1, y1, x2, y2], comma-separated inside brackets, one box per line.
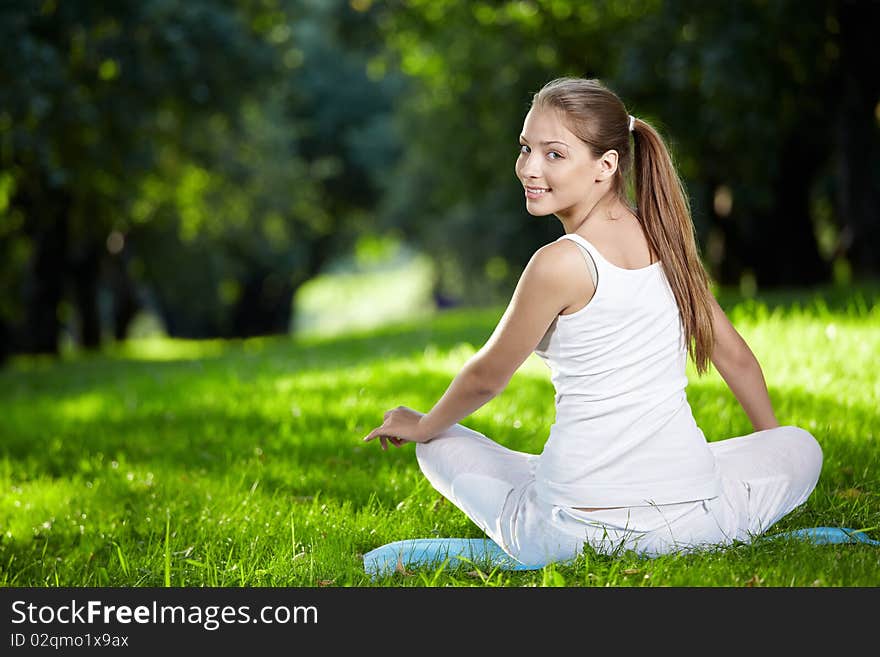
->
[362, 365, 499, 449]
[714, 355, 780, 431]
[416, 241, 580, 441]
[415, 360, 503, 441]
[708, 295, 780, 431]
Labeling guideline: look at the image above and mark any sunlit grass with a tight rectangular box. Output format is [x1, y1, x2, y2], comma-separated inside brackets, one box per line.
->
[0, 281, 878, 587]
[292, 250, 436, 338]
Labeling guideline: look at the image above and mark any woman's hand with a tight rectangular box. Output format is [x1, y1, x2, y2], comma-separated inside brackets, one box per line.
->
[362, 406, 430, 451]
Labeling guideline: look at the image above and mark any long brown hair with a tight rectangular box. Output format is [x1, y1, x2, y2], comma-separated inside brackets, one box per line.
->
[533, 77, 715, 376]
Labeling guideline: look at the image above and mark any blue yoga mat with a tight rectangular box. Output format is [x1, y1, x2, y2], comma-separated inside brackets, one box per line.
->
[362, 538, 546, 578]
[362, 527, 878, 578]
[764, 526, 879, 546]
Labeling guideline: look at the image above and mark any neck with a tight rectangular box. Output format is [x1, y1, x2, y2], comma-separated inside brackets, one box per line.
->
[557, 184, 619, 234]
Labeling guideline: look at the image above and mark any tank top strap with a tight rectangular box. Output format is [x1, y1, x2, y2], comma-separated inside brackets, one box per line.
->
[557, 234, 599, 287]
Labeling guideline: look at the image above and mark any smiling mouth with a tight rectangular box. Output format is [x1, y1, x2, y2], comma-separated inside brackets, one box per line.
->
[525, 186, 551, 197]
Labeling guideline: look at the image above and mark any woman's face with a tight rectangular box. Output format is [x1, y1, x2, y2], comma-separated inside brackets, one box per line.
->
[515, 106, 607, 219]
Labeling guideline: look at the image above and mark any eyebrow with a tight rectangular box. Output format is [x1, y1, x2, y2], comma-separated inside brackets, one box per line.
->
[519, 135, 569, 148]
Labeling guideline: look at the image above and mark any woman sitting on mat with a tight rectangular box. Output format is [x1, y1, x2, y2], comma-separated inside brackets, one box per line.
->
[362, 77, 823, 565]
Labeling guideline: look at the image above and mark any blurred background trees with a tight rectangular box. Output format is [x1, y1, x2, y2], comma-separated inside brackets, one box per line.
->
[1, 0, 877, 366]
[376, 0, 879, 301]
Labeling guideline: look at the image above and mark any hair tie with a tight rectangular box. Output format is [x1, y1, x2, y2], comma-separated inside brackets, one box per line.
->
[628, 115, 636, 132]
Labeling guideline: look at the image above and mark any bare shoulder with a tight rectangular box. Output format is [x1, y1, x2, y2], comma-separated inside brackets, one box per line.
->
[526, 239, 593, 310]
[532, 238, 588, 273]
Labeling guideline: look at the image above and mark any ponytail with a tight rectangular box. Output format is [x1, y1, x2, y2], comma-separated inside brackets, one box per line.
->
[630, 117, 715, 375]
[533, 78, 716, 375]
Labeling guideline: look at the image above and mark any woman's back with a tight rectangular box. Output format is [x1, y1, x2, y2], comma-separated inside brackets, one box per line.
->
[533, 233, 720, 508]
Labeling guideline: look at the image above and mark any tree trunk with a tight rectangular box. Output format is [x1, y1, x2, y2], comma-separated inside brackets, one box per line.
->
[835, 0, 880, 277]
[700, 177, 745, 288]
[231, 270, 295, 337]
[19, 178, 71, 356]
[752, 135, 830, 287]
[109, 253, 141, 341]
[70, 242, 102, 350]
[0, 318, 9, 368]
[230, 233, 336, 338]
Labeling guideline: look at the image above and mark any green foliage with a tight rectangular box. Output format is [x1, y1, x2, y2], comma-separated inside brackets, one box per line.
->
[0, 0, 405, 344]
[375, 0, 873, 300]
[0, 0, 279, 346]
[0, 0, 277, 199]
[127, 0, 406, 337]
[0, 283, 877, 586]
[2, 0, 877, 359]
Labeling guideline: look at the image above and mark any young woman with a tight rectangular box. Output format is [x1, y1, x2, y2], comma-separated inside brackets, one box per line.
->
[362, 77, 823, 565]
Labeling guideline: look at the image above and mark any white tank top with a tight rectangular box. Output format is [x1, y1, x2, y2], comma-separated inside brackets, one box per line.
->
[533, 233, 721, 508]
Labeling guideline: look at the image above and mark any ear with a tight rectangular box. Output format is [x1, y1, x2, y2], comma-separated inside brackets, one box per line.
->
[596, 149, 619, 181]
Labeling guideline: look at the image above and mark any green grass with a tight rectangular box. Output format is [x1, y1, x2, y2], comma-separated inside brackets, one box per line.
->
[1, 281, 879, 587]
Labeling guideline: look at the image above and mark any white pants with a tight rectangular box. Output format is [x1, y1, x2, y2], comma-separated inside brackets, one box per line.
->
[415, 423, 823, 566]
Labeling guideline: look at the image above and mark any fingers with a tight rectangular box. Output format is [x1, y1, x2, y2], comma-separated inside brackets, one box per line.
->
[363, 426, 384, 442]
[362, 430, 407, 450]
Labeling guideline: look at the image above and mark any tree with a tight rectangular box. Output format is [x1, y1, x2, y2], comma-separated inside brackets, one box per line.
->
[373, 0, 878, 302]
[0, 0, 403, 361]
[0, 0, 277, 360]
[122, 0, 403, 339]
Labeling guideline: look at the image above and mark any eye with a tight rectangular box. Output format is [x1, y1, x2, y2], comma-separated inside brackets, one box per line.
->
[547, 151, 563, 160]
[518, 144, 530, 155]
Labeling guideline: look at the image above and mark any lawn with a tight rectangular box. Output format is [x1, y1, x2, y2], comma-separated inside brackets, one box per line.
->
[1, 281, 878, 587]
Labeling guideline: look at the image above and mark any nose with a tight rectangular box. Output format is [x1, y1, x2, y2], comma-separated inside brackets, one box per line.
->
[517, 152, 541, 180]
